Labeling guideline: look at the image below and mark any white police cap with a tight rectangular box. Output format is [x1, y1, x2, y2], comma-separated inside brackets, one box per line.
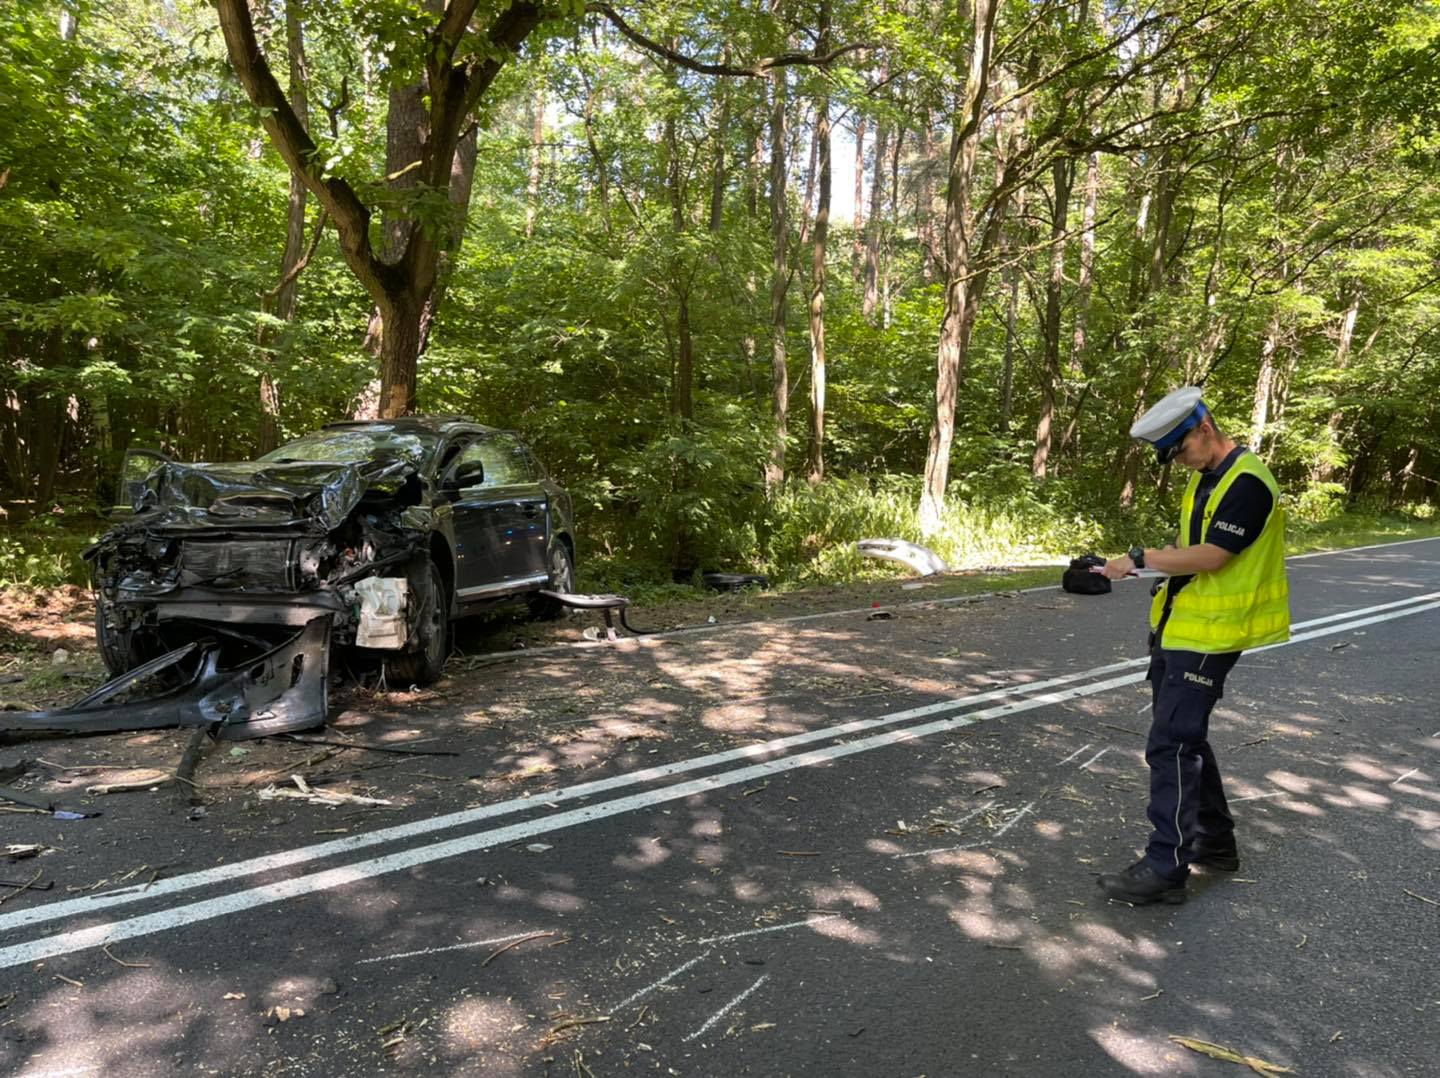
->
[1130, 386, 1208, 462]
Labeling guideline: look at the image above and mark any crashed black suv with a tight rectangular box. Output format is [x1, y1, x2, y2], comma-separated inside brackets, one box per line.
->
[90, 417, 576, 686]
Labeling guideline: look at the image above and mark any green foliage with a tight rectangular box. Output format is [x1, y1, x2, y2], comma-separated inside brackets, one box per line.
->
[2, 0, 1437, 596]
[0, 512, 98, 588]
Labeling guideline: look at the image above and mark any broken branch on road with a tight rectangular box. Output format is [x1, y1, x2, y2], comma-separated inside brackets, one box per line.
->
[481, 931, 557, 967]
[0, 869, 44, 906]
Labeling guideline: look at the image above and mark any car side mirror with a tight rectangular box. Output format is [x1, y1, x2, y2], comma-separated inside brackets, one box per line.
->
[446, 459, 485, 490]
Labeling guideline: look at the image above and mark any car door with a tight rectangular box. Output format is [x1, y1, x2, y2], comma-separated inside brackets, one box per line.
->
[109, 449, 172, 520]
[447, 436, 549, 599]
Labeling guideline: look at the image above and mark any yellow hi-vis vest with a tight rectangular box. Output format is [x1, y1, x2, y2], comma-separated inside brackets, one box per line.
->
[1149, 451, 1290, 653]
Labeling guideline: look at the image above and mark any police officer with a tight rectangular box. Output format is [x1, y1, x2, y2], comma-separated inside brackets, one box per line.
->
[1096, 386, 1290, 904]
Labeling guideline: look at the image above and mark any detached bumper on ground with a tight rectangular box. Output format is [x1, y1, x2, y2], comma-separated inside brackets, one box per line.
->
[1, 616, 331, 741]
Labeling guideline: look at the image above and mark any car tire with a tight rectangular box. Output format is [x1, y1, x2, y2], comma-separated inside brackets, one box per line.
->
[528, 541, 575, 621]
[94, 599, 166, 678]
[384, 560, 450, 687]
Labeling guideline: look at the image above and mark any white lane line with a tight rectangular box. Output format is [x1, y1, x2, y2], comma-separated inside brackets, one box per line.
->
[357, 930, 545, 965]
[1288, 535, 1440, 560]
[682, 974, 770, 1043]
[1057, 744, 1093, 766]
[9, 589, 1435, 939]
[1391, 768, 1422, 787]
[1230, 791, 1287, 803]
[13, 589, 1433, 938]
[696, 916, 839, 945]
[611, 951, 713, 1011]
[5, 598, 1439, 968]
[1078, 748, 1111, 771]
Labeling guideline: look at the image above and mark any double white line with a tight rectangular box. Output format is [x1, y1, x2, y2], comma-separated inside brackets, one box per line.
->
[2, 590, 1437, 970]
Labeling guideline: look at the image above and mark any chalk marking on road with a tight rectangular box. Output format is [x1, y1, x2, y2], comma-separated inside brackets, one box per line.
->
[682, 974, 770, 1043]
[952, 801, 999, 826]
[894, 800, 1036, 859]
[1230, 791, 1287, 803]
[696, 916, 839, 946]
[1078, 748, 1111, 771]
[1391, 768, 1422, 787]
[4, 598, 1439, 969]
[611, 951, 713, 1011]
[12, 589, 1432, 940]
[1057, 744, 1093, 766]
[357, 930, 546, 965]
[991, 801, 1037, 839]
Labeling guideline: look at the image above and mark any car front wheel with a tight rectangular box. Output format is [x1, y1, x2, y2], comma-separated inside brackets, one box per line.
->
[94, 599, 167, 678]
[528, 541, 575, 620]
[384, 560, 449, 686]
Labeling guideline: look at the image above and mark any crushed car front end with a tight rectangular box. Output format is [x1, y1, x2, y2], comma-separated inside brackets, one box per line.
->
[89, 451, 446, 674]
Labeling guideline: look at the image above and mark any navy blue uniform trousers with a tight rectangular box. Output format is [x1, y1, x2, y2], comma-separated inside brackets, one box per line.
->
[1143, 646, 1242, 880]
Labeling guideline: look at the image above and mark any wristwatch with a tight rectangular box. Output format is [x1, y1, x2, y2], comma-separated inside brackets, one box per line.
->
[1128, 545, 1146, 569]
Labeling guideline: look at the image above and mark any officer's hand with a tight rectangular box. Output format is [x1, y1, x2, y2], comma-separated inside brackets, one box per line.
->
[1100, 556, 1136, 580]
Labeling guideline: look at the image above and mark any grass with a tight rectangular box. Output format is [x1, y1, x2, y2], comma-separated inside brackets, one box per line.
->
[1285, 511, 1440, 555]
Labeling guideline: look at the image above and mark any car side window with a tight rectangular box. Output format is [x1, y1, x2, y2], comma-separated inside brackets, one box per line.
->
[452, 436, 537, 488]
[434, 436, 475, 478]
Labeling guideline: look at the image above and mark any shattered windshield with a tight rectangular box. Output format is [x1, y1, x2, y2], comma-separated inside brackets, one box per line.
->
[258, 429, 440, 467]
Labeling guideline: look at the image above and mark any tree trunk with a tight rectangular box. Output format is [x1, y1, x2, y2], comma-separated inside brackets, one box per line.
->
[799, 105, 819, 243]
[917, 110, 938, 284]
[852, 116, 866, 269]
[708, 51, 730, 232]
[526, 88, 545, 238]
[1069, 150, 1099, 379]
[919, 0, 1000, 534]
[1318, 290, 1362, 481]
[766, 62, 790, 491]
[806, 5, 832, 487]
[863, 122, 889, 322]
[378, 293, 424, 418]
[883, 124, 904, 327]
[1250, 310, 1281, 453]
[1032, 157, 1074, 479]
[418, 126, 479, 353]
[998, 177, 1029, 436]
[257, 0, 310, 454]
[582, 72, 610, 221]
[1118, 157, 1177, 507]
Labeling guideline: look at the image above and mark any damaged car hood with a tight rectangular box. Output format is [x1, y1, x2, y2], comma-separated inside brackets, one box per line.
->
[134, 456, 420, 532]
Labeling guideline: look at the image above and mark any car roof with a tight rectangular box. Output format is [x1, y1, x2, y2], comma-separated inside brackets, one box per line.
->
[321, 416, 505, 437]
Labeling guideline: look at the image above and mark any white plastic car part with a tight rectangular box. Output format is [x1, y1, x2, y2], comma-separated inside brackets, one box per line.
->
[353, 577, 410, 649]
[856, 538, 948, 576]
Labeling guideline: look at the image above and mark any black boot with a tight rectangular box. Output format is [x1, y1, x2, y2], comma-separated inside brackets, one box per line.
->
[1097, 860, 1187, 905]
[1189, 844, 1240, 872]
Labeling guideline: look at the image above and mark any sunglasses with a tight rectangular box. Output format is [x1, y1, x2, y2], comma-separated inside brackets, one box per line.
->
[1156, 425, 1196, 465]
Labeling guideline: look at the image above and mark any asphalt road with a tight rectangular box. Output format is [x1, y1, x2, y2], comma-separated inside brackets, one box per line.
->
[2, 537, 1437, 1077]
